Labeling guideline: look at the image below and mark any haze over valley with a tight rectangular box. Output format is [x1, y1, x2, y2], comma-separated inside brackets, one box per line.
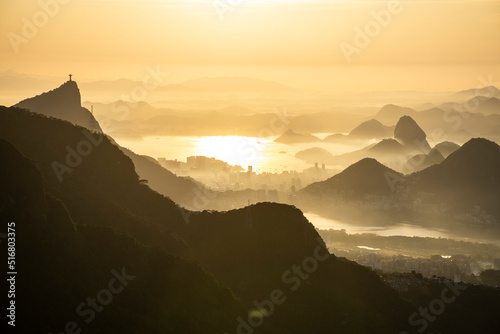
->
[2, 0, 500, 333]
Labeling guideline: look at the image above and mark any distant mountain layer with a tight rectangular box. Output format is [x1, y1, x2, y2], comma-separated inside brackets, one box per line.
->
[0, 70, 58, 92]
[375, 104, 417, 125]
[433, 141, 460, 158]
[349, 119, 394, 139]
[404, 148, 444, 173]
[323, 119, 394, 144]
[365, 138, 407, 160]
[453, 86, 500, 100]
[302, 137, 500, 219]
[303, 158, 403, 198]
[275, 129, 321, 144]
[374, 102, 500, 144]
[304, 116, 432, 170]
[295, 147, 335, 165]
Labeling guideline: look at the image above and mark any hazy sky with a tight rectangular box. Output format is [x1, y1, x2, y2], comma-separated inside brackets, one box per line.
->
[1, 0, 499, 91]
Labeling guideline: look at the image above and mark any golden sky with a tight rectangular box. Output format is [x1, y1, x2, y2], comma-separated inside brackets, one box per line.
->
[1, 0, 499, 91]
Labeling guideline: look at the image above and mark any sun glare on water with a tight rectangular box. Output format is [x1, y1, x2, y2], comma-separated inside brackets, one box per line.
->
[195, 136, 270, 171]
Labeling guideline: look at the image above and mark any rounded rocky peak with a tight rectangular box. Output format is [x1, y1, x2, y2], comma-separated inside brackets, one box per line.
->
[15, 80, 82, 111]
[394, 115, 427, 144]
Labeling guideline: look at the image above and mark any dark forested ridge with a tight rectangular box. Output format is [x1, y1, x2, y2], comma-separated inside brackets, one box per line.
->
[0, 105, 411, 333]
[0, 137, 245, 334]
[1, 105, 500, 333]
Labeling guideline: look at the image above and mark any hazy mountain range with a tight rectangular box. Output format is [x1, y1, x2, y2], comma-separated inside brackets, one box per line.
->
[2, 79, 500, 333]
[300, 137, 500, 239]
[0, 70, 296, 94]
[0, 105, 414, 334]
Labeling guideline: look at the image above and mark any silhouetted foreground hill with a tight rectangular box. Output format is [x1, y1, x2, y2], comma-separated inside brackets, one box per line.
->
[0, 107, 190, 256]
[0, 106, 416, 333]
[13, 80, 206, 210]
[2, 106, 500, 333]
[0, 138, 245, 334]
[118, 146, 209, 209]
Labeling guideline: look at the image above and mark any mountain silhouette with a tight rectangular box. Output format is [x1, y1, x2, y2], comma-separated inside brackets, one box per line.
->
[118, 146, 209, 209]
[394, 115, 431, 152]
[323, 119, 394, 144]
[366, 138, 406, 156]
[274, 129, 321, 144]
[304, 138, 500, 213]
[433, 141, 460, 158]
[323, 117, 431, 169]
[13, 82, 208, 209]
[295, 147, 335, 164]
[404, 148, 445, 173]
[411, 138, 500, 217]
[349, 119, 394, 139]
[14, 80, 102, 132]
[302, 158, 403, 198]
[476, 97, 500, 115]
[0, 137, 247, 334]
[322, 132, 347, 143]
[0, 105, 418, 333]
[3, 91, 500, 333]
[375, 104, 417, 125]
[417, 138, 500, 189]
[453, 86, 500, 100]
[304, 137, 500, 220]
